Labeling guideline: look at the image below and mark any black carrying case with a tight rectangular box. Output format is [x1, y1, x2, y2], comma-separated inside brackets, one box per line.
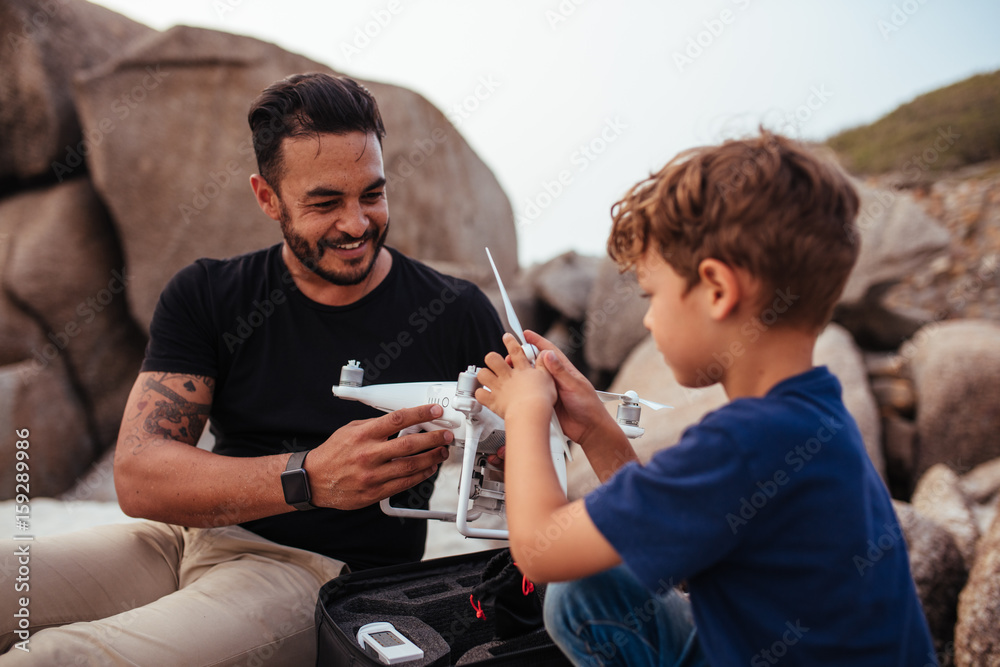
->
[315, 547, 570, 666]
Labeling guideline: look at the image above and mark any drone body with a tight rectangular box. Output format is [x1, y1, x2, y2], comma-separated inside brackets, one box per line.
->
[330, 249, 670, 540]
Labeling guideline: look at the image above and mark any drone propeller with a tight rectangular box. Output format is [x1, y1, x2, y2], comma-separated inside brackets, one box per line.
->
[486, 247, 571, 466]
[596, 390, 673, 411]
[486, 248, 538, 364]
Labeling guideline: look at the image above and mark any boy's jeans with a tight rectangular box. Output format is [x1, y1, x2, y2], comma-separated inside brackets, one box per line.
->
[544, 566, 709, 667]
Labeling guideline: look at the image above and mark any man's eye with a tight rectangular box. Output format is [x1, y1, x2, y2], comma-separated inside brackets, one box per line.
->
[314, 200, 337, 208]
[364, 191, 385, 201]
[639, 291, 652, 299]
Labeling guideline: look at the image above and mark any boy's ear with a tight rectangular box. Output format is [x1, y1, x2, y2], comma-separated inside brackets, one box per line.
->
[697, 258, 742, 321]
[250, 174, 282, 223]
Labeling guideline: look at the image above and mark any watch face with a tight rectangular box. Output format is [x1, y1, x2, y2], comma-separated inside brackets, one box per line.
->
[281, 469, 311, 505]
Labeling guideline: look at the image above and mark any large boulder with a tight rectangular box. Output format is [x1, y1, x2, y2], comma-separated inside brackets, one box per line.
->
[893, 500, 968, 660]
[813, 323, 884, 478]
[567, 334, 728, 499]
[72, 24, 517, 331]
[955, 502, 1000, 665]
[835, 180, 951, 349]
[908, 320, 1000, 481]
[582, 259, 648, 383]
[0, 0, 154, 183]
[1, 179, 146, 451]
[0, 359, 96, 496]
[524, 251, 602, 322]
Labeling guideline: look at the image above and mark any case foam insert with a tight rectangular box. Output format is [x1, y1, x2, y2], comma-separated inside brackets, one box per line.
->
[319, 552, 566, 666]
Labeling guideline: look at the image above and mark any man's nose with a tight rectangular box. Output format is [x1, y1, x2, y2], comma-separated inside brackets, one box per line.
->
[338, 200, 369, 238]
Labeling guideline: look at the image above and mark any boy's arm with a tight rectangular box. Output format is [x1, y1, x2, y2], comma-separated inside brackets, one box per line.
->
[477, 334, 622, 583]
[503, 399, 622, 583]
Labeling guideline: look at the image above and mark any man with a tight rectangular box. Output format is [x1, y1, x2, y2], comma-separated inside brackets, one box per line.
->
[0, 73, 504, 665]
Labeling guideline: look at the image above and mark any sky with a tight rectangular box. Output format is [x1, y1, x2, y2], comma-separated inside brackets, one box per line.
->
[90, 0, 1000, 267]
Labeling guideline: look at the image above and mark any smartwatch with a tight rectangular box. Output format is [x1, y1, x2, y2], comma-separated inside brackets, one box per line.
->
[281, 450, 316, 511]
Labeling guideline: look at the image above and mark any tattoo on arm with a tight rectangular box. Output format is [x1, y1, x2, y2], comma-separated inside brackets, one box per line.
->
[129, 373, 214, 454]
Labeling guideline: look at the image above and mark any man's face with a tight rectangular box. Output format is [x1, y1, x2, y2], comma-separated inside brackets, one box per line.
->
[271, 131, 389, 286]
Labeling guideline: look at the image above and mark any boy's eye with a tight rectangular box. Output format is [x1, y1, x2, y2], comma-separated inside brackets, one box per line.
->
[639, 291, 652, 299]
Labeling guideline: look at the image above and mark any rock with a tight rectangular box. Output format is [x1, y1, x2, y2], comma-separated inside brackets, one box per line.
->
[870, 376, 916, 417]
[959, 458, 1000, 538]
[0, 0, 154, 183]
[73, 24, 517, 331]
[833, 284, 934, 352]
[0, 359, 96, 497]
[882, 413, 918, 497]
[863, 351, 907, 379]
[835, 180, 951, 349]
[1, 179, 146, 449]
[908, 320, 1000, 481]
[540, 319, 588, 377]
[893, 500, 967, 660]
[955, 503, 1000, 665]
[813, 323, 885, 478]
[524, 251, 601, 322]
[0, 209, 46, 366]
[58, 445, 117, 504]
[959, 457, 1000, 506]
[481, 278, 554, 345]
[582, 258, 648, 381]
[912, 464, 981, 570]
[882, 167, 1000, 324]
[567, 335, 728, 500]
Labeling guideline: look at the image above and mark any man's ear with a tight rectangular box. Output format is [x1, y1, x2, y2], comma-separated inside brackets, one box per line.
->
[250, 174, 282, 223]
[697, 258, 741, 321]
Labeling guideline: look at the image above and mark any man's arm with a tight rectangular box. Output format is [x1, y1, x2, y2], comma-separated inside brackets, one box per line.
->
[115, 371, 452, 528]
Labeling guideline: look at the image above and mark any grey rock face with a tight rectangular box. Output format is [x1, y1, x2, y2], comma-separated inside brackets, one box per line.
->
[908, 320, 1000, 481]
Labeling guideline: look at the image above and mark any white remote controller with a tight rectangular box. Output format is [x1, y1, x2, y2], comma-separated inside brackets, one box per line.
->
[356, 622, 424, 664]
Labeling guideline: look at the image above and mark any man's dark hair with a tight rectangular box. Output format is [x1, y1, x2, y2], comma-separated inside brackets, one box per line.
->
[247, 72, 386, 192]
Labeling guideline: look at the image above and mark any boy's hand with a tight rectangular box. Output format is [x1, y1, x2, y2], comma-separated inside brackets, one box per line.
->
[523, 330, 614, 447]
[476, 333, 557, 419]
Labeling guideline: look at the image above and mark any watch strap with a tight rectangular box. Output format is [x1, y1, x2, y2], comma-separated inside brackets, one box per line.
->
[282, 450, 316, 511]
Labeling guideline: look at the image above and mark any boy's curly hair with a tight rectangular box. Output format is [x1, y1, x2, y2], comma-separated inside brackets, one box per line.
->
[608, 130, 860, 330]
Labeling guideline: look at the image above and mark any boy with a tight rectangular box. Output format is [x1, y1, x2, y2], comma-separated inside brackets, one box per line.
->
[475, 131, 935, 666]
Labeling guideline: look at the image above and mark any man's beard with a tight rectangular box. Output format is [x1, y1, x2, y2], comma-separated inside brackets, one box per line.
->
[279, 207, 389, 287]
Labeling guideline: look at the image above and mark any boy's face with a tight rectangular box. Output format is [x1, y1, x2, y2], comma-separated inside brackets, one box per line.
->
[636, 249, 713, 387]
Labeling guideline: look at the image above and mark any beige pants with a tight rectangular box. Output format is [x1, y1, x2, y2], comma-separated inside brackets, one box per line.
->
[0, 521, 346, 666]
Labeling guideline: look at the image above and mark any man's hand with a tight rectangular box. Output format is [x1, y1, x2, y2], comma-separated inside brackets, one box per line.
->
[306, 403, 453, 510]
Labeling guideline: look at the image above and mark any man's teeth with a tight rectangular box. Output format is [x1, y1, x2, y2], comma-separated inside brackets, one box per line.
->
[334, 240, 363, 250]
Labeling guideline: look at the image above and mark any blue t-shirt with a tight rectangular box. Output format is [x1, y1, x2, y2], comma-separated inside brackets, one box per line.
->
[586, 367, 935, 665]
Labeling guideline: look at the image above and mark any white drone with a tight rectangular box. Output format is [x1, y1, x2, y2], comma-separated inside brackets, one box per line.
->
[331, 248, 671, 539]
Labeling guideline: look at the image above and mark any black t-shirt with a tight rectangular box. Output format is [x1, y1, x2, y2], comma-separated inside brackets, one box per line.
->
[141, 244, 505, 570]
